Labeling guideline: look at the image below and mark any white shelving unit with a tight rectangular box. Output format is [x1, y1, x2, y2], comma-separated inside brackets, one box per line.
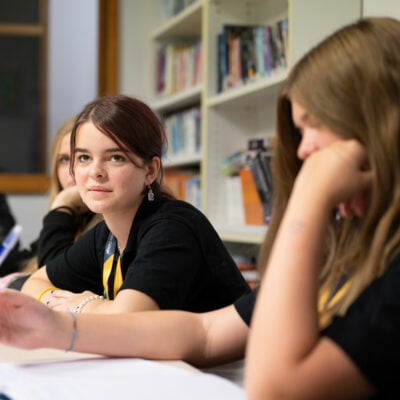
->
[122, 0, 361, 245]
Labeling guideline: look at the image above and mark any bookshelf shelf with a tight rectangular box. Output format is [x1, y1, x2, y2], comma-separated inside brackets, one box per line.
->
[151, 84, 202, 113]
[151, 1, 202, 41]
[163, 153, 202, 168]
[216, 224, 267, 244]
[206, 71, 287, 108]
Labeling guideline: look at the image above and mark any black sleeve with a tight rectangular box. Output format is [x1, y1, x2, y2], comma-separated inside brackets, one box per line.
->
[37, 209, 77, 268]
[234, 287, 259, 327]
[322, 258, 400, 398]
[46, 223, 106, 295]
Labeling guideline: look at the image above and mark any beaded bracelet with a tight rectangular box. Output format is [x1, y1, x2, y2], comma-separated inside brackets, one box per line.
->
[66, 310, 77, 352]
[52, 206, 76, 215]
[75, 294, 105, 314]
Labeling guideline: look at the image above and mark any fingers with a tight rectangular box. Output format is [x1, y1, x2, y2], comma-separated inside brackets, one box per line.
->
[51, 289, 74, 299]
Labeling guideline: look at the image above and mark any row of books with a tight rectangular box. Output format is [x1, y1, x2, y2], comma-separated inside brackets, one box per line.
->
[222, 138, 273, 226]
[155, 41, 202, 96]
[162, 106, 201, 162]
[163, 170, 201, 209]
[217, 18, 288, 92]
[161, 0, 198, 18]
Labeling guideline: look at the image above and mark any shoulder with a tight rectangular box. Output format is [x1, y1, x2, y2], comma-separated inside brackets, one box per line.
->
[147, 199, 214, 229]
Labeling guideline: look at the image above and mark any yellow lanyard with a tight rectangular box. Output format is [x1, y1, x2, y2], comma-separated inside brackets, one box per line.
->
[102, 233, 123, 299]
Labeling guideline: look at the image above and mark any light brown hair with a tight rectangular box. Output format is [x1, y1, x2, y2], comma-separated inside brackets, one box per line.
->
[258, 17, 400, 326]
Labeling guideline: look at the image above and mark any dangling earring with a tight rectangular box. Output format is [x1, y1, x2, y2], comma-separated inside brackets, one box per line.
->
[147, 185, 155, 202]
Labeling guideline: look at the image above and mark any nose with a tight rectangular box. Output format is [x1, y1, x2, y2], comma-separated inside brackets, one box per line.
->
[297, 131, 317, 160]
[89, 160, 107, 180]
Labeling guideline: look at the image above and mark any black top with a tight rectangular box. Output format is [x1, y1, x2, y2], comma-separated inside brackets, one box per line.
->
[37, 209, 94, 268]
[323, 256, 400, 399]
[47, 197, 250, 312]
[234, 287, 259, 326]
[234, 259, 400, 398]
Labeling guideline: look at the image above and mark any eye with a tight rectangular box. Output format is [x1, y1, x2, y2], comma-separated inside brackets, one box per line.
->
[110, 154, 127, 162]
[58, 155, 70, 165]
[76, 154, 90, 163]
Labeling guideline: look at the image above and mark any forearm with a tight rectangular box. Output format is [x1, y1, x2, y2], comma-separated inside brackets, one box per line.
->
[69, 311, 208, 364]
[21, 269, 54, 302]
[246, 189, 331, 396]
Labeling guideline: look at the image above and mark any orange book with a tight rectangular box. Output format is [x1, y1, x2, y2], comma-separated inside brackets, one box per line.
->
[164, 170, 194, 201]
[239, 168, 264, 225]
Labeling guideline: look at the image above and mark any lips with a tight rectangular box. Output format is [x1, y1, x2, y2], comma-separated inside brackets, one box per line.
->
[88, 186, 112, 192]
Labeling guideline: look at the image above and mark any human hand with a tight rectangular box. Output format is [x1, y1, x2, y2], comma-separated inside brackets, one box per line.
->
[0, 289, 70, 350]
[294, 140, 372, 217]
[51, 185, 89, 214]
[46, 289, 100, 313]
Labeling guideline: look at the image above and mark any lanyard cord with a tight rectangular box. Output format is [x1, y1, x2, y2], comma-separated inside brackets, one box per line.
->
[103, 233, 123, 300]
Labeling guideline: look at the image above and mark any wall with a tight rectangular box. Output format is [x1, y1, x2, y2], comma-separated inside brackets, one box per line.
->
[119, 0, 153, 102]
[8, 0, 98, 248]
[363, 0, 400, 18]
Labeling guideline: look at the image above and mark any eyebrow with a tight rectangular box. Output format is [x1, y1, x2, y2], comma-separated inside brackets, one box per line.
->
[74, 147, 125, 153]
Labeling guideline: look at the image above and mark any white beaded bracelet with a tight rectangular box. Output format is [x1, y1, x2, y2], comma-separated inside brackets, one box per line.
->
[75, 294, 105, 314]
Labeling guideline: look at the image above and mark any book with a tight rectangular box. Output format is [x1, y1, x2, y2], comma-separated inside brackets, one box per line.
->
[239, 168, 264, 225]
[239, 27, 257, 83]
[249, 154, 272, 224]
[224, 176, 245, 225]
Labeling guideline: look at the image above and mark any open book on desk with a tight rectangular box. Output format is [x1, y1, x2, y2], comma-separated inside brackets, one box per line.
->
[0, 357, 245, 399]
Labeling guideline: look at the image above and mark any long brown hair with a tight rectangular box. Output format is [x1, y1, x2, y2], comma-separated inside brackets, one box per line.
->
[258, 17, 400, 326]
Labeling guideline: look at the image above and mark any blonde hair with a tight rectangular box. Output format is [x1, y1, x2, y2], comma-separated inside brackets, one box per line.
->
[48, 115, 77, 205]
[23, 115, 102, 273]
[258, 17, 400, 327]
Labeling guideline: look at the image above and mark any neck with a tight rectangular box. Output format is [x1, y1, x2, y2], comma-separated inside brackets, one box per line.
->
[103, 212, 135, 255]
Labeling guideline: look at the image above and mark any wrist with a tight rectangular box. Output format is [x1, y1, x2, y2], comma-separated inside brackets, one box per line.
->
[37, 286, 59, 303]
[51, 205, 76, 215]
[75, 294, 105, 314]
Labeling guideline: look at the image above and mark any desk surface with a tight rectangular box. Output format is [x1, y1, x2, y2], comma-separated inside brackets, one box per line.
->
[0, 343, 198, 372]
[0, 344, 245, 399]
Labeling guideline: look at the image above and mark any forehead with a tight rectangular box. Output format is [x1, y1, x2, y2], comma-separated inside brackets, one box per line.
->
[291, 101, 307, 124]
[75, 122, 116, 146]
[59, 132, 71, 152]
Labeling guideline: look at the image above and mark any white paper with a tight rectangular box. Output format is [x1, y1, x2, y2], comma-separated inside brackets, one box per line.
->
[0, 358, 245, 399]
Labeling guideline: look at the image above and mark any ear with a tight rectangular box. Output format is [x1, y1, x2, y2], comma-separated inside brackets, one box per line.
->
[144, 156, 161, 185]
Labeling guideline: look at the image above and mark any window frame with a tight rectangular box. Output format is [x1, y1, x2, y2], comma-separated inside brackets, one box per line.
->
[0, 0, 49, 193]
[0, 0, 119, 194]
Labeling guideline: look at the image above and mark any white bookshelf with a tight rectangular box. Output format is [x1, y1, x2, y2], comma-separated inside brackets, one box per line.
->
[122, 0, 361, 244]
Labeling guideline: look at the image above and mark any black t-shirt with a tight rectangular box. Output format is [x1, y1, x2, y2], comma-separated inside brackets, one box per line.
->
[47, 197, 250, 312]
[234, 287, 259, 326]
[323, 256, 400, 399]
[234, 258, 400, 398]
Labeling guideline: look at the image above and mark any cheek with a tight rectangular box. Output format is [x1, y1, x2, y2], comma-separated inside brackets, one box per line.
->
[58, 166, 72, 189]
[73, 166, 86, 185]
[321, 133, 340, 149]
